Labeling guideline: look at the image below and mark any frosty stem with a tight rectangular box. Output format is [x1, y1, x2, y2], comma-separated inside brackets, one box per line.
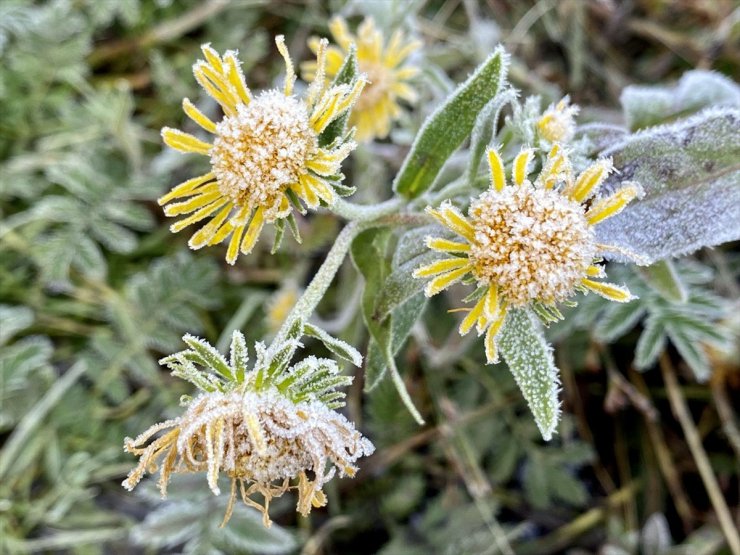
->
[331, 197, 405, 221]
[271, 223, 361, 350]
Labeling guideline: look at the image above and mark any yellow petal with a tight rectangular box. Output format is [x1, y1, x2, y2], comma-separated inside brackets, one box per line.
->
[424, 264, 473, 297]
[200, 43, 224, 74]
[585, 264, 605, 278]
[275, 35, 295, 96]
[483, 285, 499, 320]
[170, 199, 229, 233]
[158, 172, 215, 205]
[426, 204, 475, 243]
[426, 237, 471, 253]
[188, 203, 233, 249]
[163, 186, 220, 216]
[414, 257, 471, 278]
[329, 16, 353, 50]
[570, 159, 613, 202]
[586, 184, 640, 224]
[226, 222, 246, 265]
[161, 127, 211, 155]
[487, 148, 506, 191]
[182, 98, 217, 133]
[484, 306, 507, 364]
[459, 295, 486, 336]
[581, 278, 634, 302]
[224, 52, 251, 105]
[512, 147, 535, 186]
[240, 207, 265, 255]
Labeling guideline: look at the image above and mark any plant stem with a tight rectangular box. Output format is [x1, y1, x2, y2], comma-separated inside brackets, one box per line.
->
[660, 354, 740, 555]
[331, 197, 404, 221]
[271, 223, 361, 349]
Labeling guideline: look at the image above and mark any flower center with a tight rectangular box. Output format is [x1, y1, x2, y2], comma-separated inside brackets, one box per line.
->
[468, 184, 596, 307]
[211, 91, 317, 219]
[355, 62, 390, 111]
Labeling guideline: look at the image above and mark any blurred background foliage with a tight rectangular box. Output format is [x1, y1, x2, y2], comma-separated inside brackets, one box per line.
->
[0, 0, 738, 553]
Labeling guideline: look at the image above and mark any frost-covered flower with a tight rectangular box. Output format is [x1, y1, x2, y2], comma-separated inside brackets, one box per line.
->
[414, 145, 640, 363]
[537, 96, 579, 143]
[159, 39, 365, 264]
[122, 328, 374, 526]
[303, 16, 421, 142]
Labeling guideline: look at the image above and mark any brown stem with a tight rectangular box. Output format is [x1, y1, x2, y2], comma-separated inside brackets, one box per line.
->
[660, 353, 740, 555]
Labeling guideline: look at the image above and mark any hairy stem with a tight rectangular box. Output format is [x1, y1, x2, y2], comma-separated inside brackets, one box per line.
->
[271, 223, 361, 350]
[331, 197, 404, 221]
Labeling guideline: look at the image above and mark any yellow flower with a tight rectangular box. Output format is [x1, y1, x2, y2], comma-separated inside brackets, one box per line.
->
[537, 96, 580, 143]
[414, 145, 640, 364]
[265, 283, 301, 334]
[122, 331, 373, 527]
[122, 389, 373, 527]
[159, 38, 365, 264]
[303, 16, 421, 142]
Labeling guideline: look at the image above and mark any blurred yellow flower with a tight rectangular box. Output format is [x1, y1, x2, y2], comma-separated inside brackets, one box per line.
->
[537, 96, 579, 143]
[414, 145, 640, 363]
[303, 16, 421, 142]
[159, 38, 365, 264]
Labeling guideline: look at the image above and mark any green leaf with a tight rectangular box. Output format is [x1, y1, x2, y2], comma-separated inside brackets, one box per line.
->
[596, 108, 740, 264]
[0, 305, 34, 345]
[498, 309, 561, 441]
[665, 323, 711, 382]
[181, 335, 234, 382]
[365, 293, 427, 392]
[303, 322, 363, 367]
[393, 46, 508, 198]
[351, 228, 425, 423]
[635, 316, 667, 371]
[593, 300, 646, 343]
[639, 259, 688, 302]
[213, 506, 297, 554]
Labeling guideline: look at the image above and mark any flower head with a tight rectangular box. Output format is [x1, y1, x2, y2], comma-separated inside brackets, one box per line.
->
[159, 38, 366, 264]
[414, 145, 640, 363]
[303, 16, 421, 142]
[537, 96, 579, 144]
[122, 327, 374, 526]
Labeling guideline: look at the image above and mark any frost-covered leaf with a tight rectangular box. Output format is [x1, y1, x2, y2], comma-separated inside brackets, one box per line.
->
[498, 309, 560, 441]
[213, 504, 296, 555]
[304, 322, 363, 367]
[593, 300, 646, 343]
[0, 305, 34, 345]
[596, 108, 740, 264]
[394, 46, 508, 198]
[621, 70, 740, 130]
[352, 229, 424, 422]
[635, 317, 666, 372]
[130, 501, 211, 549]
[365, 293, 426, 392]
[639, 260, 687, 302]
[640, 513, 673, 555]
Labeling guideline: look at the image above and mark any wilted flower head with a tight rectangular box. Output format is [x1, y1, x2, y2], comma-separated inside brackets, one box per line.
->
[414, 145, 640, 363]
[122, 326, 373, 526]
[159, 38, 366, 264]
[537, 96, 579, 143]
[303, 16, 421, 142]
